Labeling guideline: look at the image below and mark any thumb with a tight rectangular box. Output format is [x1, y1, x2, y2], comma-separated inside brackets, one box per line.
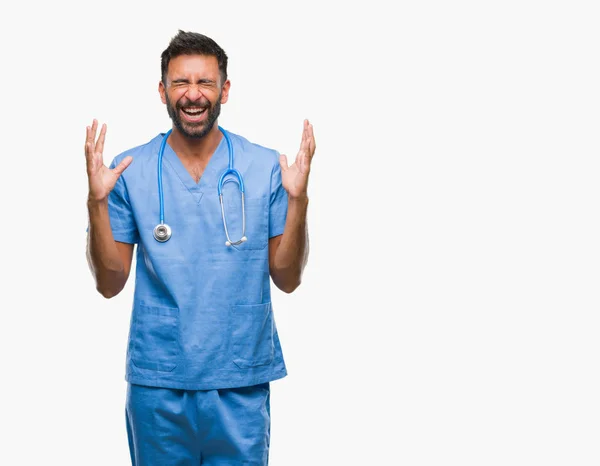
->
[112, 156, 133, 177]
[279, 154, 288, 172]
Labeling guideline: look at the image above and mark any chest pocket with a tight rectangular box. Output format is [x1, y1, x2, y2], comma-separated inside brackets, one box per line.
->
[219, 194, 269, 251]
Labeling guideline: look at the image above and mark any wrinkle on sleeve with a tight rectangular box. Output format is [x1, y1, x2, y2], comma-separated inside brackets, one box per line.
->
[269, 150, 288, 238]
[107, 157, 140, 244]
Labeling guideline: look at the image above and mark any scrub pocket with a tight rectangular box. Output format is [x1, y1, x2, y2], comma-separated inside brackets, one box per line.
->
[131, 303, 179, 372]
[223, 195, 268, 251]
[230, 303, 274, 368]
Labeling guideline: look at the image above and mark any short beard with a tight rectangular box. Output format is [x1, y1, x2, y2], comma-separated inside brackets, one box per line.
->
[165, 91, 222, 139]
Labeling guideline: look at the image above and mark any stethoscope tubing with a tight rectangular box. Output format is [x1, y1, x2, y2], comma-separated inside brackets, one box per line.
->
[153, 126, 247, 246]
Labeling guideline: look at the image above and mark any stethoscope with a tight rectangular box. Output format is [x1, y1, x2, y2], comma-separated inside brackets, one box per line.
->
[153, 126, 247, 247]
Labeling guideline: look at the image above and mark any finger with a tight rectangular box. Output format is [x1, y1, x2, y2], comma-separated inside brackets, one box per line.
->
[96, 123, 107, 156]
[308, 123, 316, 156]
[299, 119, 308, 150]
[85, 141, 100, 175]
[112, 156, 133, 177]
[88, 120, 98, 154]
[299, 136, 308, 155]
[85, 141, 93, 165]
[299, 151, 311, 175]
[300, 125, 310, 153]
[86, 122, 96, 142]
[279, 154, 289, 172]
[86, 125, 95, 154]
[91, 119, 98, 144]
[85, 127, 91, 155]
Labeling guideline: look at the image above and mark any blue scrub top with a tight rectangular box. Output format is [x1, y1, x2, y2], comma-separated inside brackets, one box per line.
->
[107, 130, 289, 390]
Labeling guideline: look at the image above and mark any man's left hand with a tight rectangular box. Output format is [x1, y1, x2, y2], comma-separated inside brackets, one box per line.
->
[279, 119, 316, 200]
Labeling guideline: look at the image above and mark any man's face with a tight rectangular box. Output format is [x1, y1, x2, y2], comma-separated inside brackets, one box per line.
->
[160, 54, 230, 139]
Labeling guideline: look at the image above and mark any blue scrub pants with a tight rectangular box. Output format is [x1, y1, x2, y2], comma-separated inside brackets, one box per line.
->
[126, 382, 271, 465]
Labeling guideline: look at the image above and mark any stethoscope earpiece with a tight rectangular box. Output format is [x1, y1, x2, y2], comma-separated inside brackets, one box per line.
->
[225, 237, 247, 247]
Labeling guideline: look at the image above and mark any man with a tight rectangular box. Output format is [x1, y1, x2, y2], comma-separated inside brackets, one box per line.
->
[85, 30, 315, 465]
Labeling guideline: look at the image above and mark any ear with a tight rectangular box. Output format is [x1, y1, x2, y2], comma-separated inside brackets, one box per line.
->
[159, 81, 167, 105]
[220, 80, 231, 104]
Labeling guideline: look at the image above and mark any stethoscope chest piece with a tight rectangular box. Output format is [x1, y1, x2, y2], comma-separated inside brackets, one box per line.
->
[153, 223, 172, 242]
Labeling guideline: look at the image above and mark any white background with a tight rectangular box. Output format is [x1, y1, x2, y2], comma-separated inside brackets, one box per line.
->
[1, 0, 599, 464]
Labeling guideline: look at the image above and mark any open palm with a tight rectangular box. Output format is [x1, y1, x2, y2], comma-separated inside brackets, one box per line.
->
[85, 119, 132, 202]
[279, 119, 316, 199]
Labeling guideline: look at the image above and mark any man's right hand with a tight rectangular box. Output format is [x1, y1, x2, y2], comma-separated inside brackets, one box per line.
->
[85, 119, 133, 203]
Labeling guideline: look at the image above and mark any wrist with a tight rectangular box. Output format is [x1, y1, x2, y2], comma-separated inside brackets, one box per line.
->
[87, 196, 108, 209]
[288, 194, 309, 205]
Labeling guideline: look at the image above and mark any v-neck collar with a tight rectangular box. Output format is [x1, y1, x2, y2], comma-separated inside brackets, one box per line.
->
[161, 132, 227, 201]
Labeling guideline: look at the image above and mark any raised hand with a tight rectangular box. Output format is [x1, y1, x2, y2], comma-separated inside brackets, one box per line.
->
[279, 119, 316, 200]
[85, 119, 132, 202]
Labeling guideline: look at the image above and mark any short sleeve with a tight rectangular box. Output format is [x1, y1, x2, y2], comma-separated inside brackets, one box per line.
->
[107, 157, 140, 244]
[269, 151, 288, 238]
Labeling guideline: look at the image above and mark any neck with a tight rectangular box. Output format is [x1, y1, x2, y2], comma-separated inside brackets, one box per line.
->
[168, 124, 223, 161]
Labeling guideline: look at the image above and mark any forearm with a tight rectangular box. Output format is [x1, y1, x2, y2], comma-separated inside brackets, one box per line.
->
[86, 199, 127, 298]
[271, 196, 309, 293]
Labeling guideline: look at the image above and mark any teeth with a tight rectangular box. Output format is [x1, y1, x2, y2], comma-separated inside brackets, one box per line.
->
[183, 108, 206, 115]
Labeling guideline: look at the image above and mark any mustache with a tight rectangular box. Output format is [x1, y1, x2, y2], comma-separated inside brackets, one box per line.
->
[177, 98, 210, 109]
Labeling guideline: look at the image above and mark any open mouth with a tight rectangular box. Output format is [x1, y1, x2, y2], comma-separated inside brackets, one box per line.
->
[180, 107, 207, 122]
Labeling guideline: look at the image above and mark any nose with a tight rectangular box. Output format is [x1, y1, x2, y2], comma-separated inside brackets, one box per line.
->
[185, 84, 202, 101]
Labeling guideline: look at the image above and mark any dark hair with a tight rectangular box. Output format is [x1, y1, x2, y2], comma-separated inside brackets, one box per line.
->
[160, 30, 228, 85]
